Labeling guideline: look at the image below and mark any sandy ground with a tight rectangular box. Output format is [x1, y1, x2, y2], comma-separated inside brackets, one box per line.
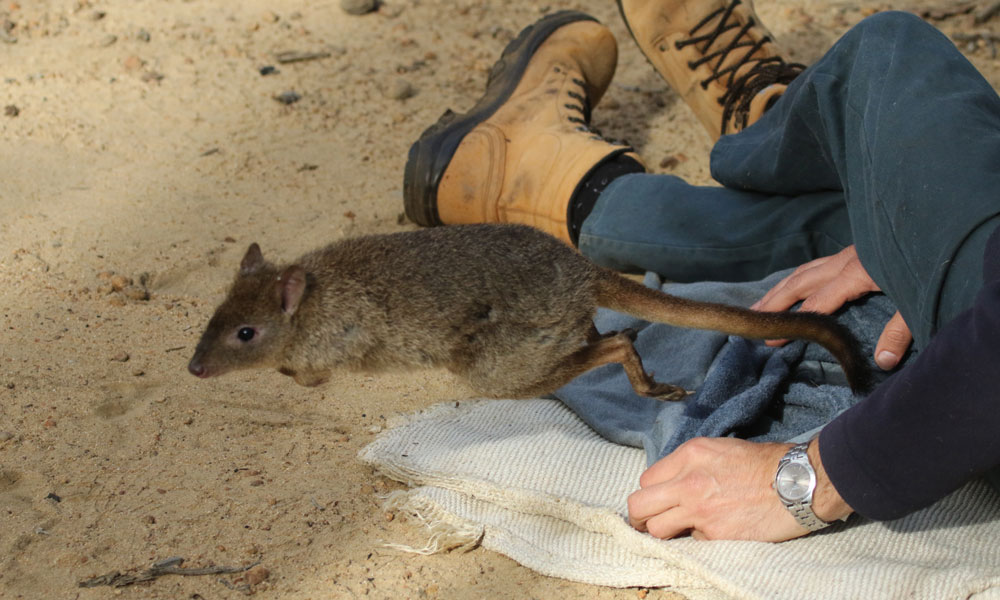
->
[1, 0, 998, 598]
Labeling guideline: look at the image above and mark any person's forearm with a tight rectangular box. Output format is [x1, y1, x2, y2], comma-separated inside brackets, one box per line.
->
[807, 438, 853, 522]
[819, 277, 1000, 520]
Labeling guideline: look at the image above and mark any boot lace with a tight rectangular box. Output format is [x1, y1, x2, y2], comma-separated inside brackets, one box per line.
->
[675, 0, 804, 134]
[564, 76, 632, 148]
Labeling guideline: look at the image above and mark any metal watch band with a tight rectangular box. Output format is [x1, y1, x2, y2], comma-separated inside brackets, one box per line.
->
[777, 442, 832, 532]
[787, 497, 831, 531]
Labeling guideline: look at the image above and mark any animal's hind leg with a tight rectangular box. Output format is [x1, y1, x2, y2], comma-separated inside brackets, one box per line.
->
[587, 324, 639, 343]
[550, 331, 688, 401]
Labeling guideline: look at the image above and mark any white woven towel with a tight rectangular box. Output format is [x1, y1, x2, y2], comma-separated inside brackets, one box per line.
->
[359, 398, 1000, 600]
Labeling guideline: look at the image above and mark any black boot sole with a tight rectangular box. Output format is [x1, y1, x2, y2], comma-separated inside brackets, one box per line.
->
[402, 10, 599, 227]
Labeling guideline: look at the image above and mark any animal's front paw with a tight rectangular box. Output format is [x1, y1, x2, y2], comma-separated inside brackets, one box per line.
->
[292, 370, 330, 387]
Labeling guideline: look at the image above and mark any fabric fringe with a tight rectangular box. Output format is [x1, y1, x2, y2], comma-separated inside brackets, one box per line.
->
[381, 490, 485, 555]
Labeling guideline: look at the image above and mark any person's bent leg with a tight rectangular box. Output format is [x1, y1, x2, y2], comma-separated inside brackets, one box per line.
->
[576, 0, 849, 281]
[578, 173, 850, 281]
[711, 11, 1000, 348]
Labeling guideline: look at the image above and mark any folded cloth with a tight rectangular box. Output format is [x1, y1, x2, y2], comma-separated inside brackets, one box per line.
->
[360, 398, 1000, 599]
[554, 270, 900, 465]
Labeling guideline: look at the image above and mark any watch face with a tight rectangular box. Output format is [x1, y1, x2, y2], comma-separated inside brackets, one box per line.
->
[776, 461, 815, 502]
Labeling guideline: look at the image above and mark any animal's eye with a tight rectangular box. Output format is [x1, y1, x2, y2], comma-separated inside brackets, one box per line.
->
[237, 327, 256, 342]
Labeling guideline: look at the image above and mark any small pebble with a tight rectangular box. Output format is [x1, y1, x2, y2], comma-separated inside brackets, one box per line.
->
[379, 3, 403, 17]
[99, 34, 117, 47]
[385, 78, 416, 100]
[123, 55, 143, 71]
[274, 90, 301, 105]
[659, 156, 680, 170]
[4, 105, 18, 117]
[341, 0, 377, 15]
[259, 65, 278, 76]
[109, 274, 131, 291]
[111, 351, 130, 362]
[0, 431, 14, 442]
[245, 565, 270, 586]
[136, 29, 150, 42]
[124, 286, 149, 301]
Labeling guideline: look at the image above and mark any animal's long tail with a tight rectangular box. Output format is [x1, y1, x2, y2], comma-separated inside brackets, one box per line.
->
[595, 270, 873, 394]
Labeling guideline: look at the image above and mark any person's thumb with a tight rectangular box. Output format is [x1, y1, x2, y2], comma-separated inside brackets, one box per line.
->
[875, 311, 912, 371]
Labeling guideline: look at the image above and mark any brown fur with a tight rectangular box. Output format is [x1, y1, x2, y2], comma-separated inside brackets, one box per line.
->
[188, 224, 871, 398]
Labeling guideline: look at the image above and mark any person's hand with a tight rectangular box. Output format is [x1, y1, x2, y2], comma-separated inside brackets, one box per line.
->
[627, 438, 805, 541]
[627, 437, 852, 541]
[750, 245, 912, 370]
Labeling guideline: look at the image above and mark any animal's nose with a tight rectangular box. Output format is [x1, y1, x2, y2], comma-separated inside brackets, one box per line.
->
[188, 361, 206, 377]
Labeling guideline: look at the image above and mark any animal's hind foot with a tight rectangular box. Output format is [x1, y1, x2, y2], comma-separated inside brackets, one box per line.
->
[641, 381, 690, 402]
[620, 328, 639, 342]
[587, 327, 640, 343]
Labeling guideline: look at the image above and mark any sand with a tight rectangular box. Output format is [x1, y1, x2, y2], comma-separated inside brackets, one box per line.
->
[1, 0, 997, 598]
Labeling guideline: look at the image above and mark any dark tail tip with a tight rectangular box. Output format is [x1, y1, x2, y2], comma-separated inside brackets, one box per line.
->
[846, 360, 875, 396]
[826, 318, 875, 396]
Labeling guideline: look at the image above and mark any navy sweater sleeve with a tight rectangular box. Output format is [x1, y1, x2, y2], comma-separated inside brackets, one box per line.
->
[819, 225, 1000, 521]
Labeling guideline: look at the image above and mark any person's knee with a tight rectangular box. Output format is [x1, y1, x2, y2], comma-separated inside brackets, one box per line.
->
[846, 10, 941, 47]
[824, 11, 950, 84]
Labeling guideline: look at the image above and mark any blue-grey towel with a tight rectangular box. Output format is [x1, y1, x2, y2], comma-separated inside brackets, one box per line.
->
[554, 270, 900, 466]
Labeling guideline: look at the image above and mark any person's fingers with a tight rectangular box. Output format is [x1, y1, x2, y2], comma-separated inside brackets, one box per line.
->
[751, 254, 830, 311]
[757, 248, 883, 325]
[761, 275, 860, 347]
[638, 453, 682, 489]
[752, 264, 826, 312]
[752, 251, 852, 312]
[797, 275, 872, 315]
[875, 311, 913, 370]
[627, 484, 678, 532]
[641, 505, 696, 540]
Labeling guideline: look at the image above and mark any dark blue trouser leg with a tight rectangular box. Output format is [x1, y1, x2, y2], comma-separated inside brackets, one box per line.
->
[579, 174, 852, 282]
[580, 11, 1000, 349]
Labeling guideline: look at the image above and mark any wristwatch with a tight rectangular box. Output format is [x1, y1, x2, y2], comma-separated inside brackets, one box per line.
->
[773, 442, 833, 532]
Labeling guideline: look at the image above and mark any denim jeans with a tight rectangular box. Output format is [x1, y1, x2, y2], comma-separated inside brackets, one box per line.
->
[578, 11, 1000, 352]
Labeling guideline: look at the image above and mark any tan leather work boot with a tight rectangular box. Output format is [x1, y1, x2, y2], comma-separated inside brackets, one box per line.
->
[403, 11, 642, 245]
[617, 0, 804, 139]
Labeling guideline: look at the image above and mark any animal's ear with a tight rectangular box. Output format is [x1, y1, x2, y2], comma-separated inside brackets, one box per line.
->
[277, 265, 307, 316]
[240, 243, 265, 275]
